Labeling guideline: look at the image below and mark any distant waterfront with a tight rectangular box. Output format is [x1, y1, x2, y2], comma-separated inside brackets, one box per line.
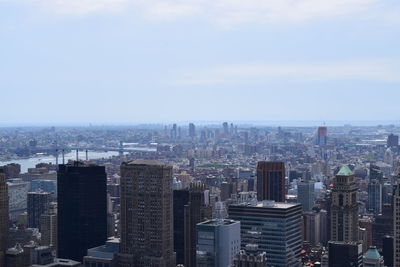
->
[0, 147, 156, 173]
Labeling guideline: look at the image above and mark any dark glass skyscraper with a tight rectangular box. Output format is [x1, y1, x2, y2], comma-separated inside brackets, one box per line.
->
[173, 189, 190, 265]
[256, 161, 285, 202]
[57, 161, 107, 262]
[27, 191, 51, 229]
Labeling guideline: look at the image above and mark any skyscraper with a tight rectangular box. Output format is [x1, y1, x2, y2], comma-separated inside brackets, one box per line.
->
[229, 201, 302, 267]
[256, 161, 285, 202]
[316, 126, 327, 146]
[331, 165, 359, 242]
[368, 179, 382, 214]
[387, 133, 399, 148]
[173, 189, 190, 265]
[184, 182, 212, 267]
[297, 179, 315, 212]
[393, 182, 400, 266]
[196, 219, 241, 267]
[118, 160, 175, 267]
[27, 191, 51, 229]
[57, 161, 107, 261]
[0, 168, 9, 266]
[189, 123, 196, 138]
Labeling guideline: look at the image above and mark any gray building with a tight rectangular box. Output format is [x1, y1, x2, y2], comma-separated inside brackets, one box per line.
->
[297, 180, 315, 212]
[28, 191, 51, 229]
[228, 201, 302, 267]
[83, 237, 119, 267]
[196, 219, 241, 267]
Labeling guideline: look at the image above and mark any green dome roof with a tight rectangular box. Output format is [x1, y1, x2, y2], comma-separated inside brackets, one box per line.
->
[364, 246, 381, 260]
[337, 165, 353, 176]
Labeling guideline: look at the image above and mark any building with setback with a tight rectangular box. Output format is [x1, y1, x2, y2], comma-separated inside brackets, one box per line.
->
[331, 165, 359, 242]
[256, 161, 285, 202]
[228, 201, 302, 267]
[57, 161, 107, 262]
[118, 160, 175, 267]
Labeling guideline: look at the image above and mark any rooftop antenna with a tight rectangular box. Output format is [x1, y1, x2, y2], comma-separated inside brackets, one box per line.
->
[85, 150, 88, 161]
[55, 149, 59, 166]
[62, 150, 65, 164]
[76, 149, 79, 161]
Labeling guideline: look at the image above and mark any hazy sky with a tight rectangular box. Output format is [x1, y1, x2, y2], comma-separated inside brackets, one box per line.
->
[1, 0, 400, 125]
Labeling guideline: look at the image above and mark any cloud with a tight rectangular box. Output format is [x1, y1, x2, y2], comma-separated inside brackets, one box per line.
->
[6, 0, 388, 25]
[172, 60, 400, 85]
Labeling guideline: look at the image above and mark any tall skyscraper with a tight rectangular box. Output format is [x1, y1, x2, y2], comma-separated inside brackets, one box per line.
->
[27, 191, 51, 229]
[297, 179, 315, 212]
[118, 160, 175, 267]
[368, 179, 382, 214]
[256, 161, 285, 202]
[393, 182, 400, 266]
[0, 168, 9, 266]
[196, 219, 240, 267]
[40, 202, 57, 249]
[331, 165, 359, 242]
[173, 189, 190, 265]
[229, 201, 302, 267]
[189, 123, 196, 138]
[184, 182, 212, 267]
[57, 161, 107, 262]
[316, 126, 327, 146]
[387, 133, 399, 148]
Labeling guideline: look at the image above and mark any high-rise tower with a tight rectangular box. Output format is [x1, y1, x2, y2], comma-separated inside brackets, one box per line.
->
[393, 180, 400, 266]
[0, 168, 9, 266]
[256, 161, 285, 202]
[118, 160, 175, 267]
[57, 161, 107, 261]
[317, 126, 327, 146]
[331, 165, 359, 242]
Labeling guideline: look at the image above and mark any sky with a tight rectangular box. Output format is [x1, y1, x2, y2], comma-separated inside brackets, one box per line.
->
[1, 0, 400, 125]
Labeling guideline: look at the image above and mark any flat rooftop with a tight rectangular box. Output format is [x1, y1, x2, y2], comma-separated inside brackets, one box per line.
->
[233, 201, 300, 209]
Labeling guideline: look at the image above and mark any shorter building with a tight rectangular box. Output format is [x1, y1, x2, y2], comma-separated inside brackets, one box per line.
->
[328, 241, 362, 267]
[83, 237, 119, 267]
[196, 219, 241, 267]
[31, 246, 54, 265]
[31, 180, 57, 194]
[28, 191, 51, 229]
[363, 246, 385, 267]
[7, 180, 29, 221]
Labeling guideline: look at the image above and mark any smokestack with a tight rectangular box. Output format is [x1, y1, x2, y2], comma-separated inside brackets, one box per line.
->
[76, 149, 79, 161]
[62, 150, 65, 164]
[86, 150, 88, 161]
[55, 149, 59, 166]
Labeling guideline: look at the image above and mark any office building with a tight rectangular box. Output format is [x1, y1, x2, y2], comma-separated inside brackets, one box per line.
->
[303, 210, 322, 246]
[196, 219, 240, 267]
[256, 161, 285, 202]
[28, 191, 51, 229]
[173, 189, 190, 265]
[229, 201, 302, 267]
[387, 133, 399, 148]
[363, 246, 385, 267]
[297, 179, 315, 212]
[57, 161, 107, 262]
[0, 168, 8, 266]
[368, 179, 382, 214]
[189, 123, 196, 138]
[118, 160, 175, 267]
[184, 182, 212, 267]
[393, 182, 400, 266]
[7, 179, 29, 221]
[31, 180, 57, 194]
[382, 235, 393, 267]
[40, 202, 57, 249]
[31, 246, 54, 265]
[328, 241, 362, 267]
[372, 204, 393, 249]
[316, 126, 327, 146]
[233, 245, 267, 267]
[331, 165, 359, 242]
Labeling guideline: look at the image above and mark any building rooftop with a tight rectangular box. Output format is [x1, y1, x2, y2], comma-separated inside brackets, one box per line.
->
[232, 200, 301, 209]
[364, 246, 381, 260]
[122, 160, 166, 166]
[337, 165, 353, 176]
[198, 219, 239, 227]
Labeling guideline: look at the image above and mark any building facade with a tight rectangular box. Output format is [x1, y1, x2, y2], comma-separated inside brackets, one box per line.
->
[57, 161, 107, 262]
[256, 161, 285, 202]
[118, 160, 175, 267]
